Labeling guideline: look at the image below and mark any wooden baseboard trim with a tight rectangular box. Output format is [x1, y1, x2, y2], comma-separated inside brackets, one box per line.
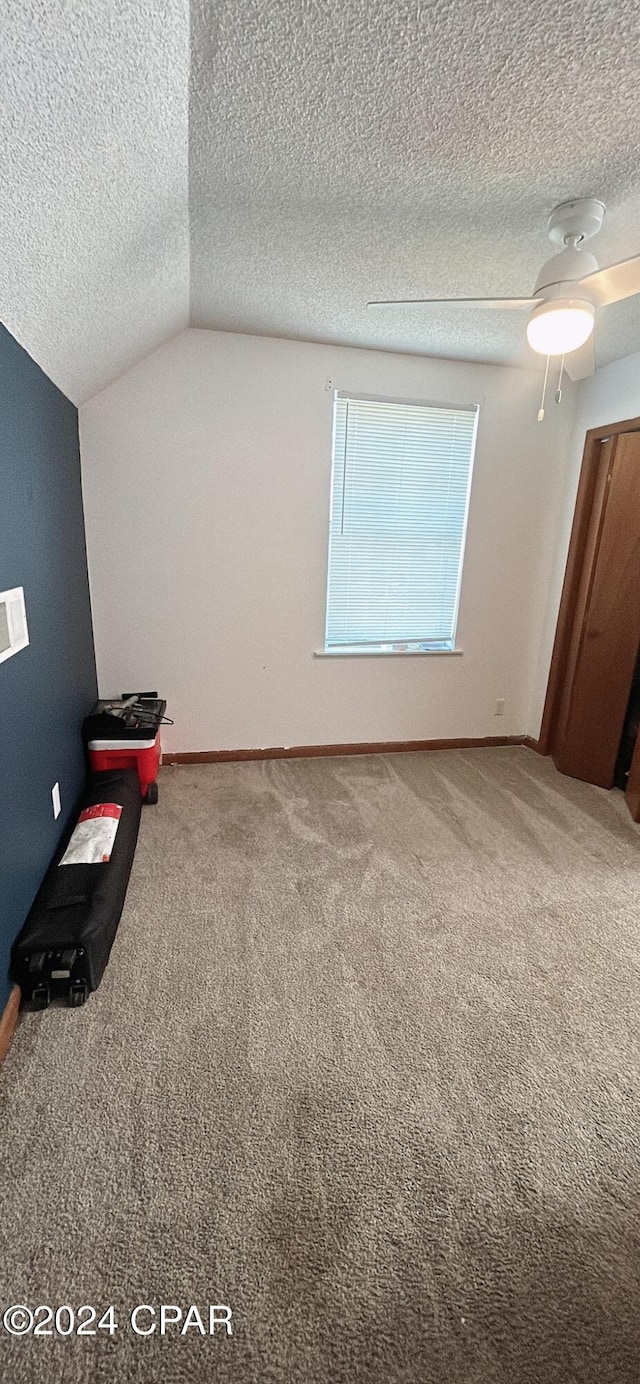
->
[522, 736, 543, 754]
[0, 985, 21, 1065]
[163, 735, 532, 765]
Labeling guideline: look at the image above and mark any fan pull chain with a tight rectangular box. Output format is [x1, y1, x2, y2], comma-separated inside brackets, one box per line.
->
[555, 355, 565, 404]
[538, 354, 551, 421]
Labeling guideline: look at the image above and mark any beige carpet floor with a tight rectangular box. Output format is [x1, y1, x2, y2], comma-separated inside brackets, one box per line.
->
[1, 747, 640, 1383]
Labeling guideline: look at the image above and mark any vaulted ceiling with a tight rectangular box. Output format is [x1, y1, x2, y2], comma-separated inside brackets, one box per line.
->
[2, 0, 640, 404]
[0, 0, 189, 405]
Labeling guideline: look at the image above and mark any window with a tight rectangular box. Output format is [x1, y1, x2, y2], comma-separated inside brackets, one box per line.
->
[323, 393, 478, 654]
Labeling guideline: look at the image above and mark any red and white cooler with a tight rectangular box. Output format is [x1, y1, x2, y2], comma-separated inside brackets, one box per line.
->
[82, 695, 167, 805]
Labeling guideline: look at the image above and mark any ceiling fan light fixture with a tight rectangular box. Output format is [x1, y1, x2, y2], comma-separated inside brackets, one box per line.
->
[526, 299, 595, 356]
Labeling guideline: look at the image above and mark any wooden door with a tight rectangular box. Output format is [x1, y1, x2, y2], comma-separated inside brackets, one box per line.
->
[553, 430, 640, 789]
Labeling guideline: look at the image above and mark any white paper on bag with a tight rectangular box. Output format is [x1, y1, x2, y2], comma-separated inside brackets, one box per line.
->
[59, 803, 123, 865]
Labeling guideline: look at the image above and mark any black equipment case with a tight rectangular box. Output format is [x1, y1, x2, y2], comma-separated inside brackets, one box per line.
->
[12, 769, 142, 1009]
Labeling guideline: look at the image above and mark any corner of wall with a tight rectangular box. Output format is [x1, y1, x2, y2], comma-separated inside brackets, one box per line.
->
[523, 379, 581, 741]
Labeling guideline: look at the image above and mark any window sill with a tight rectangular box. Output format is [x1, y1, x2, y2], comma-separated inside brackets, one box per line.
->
[314, 647, 464, 658]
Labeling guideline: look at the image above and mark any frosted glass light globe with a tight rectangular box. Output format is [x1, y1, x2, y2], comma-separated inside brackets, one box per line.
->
[526, 300, 595, 356]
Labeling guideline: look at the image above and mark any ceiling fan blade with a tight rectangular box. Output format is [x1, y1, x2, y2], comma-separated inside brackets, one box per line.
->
[366, 296, 537, 310]
[578, 254, 640, 307]
[565, 335, 596, 382]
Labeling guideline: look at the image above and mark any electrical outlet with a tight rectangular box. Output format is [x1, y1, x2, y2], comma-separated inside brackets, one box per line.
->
[52, 782, 61, 819]
[495, 698, 506, 717]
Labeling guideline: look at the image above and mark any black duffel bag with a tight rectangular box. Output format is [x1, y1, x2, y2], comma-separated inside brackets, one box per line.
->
[12, 769, 142, 1009]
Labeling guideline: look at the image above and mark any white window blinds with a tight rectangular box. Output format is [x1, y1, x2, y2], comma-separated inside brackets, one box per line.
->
[324, 393, 478, 652]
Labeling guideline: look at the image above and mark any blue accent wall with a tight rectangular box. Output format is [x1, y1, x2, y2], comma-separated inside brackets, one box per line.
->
[0, 323, 97, 1012]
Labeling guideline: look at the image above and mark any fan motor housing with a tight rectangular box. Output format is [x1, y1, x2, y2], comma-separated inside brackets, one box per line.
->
[534, 246, 599, 296]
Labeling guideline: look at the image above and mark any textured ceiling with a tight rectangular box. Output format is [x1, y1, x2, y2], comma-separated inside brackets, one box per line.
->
[190, 0, 640, 373]
[0, 0, 189, 404]
[2, 0, 640, 403]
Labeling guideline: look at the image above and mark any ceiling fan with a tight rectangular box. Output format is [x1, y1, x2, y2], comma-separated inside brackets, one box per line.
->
[368, 199, 640, 383]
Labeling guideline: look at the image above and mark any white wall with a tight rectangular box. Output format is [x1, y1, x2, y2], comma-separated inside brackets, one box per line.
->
[79, 328, 576, 754]
[527, 348, 640, 737]
[573, 349, 640, 437]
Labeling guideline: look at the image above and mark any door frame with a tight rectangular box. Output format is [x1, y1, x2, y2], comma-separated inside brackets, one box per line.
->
[538, 412, 640, 756]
